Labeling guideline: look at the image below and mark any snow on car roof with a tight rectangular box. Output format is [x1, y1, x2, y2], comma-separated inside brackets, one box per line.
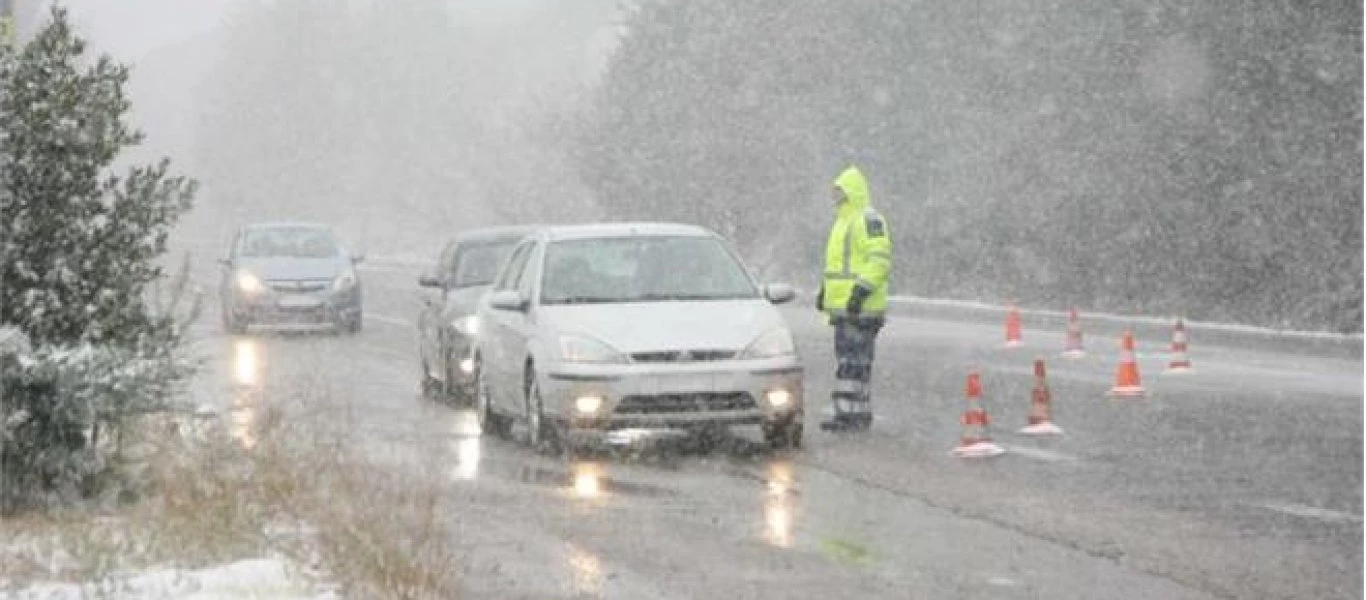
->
[539, 222, 716, 241]
[241, 221, 334, 231]
[453, 225, 540, 243]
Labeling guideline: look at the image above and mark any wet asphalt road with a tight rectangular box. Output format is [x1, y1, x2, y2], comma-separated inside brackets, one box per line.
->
[187, 259, 1362, 600]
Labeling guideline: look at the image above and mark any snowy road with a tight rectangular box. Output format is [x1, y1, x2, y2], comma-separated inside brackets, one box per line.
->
[184, 261, 1362, 600]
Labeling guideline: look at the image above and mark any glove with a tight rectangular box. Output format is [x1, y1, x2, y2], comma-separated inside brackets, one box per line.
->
[815, 286, 825, 312]
[846, 283, 872, 316]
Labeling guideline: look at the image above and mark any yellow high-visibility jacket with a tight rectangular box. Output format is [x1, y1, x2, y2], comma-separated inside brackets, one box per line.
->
[822, 166, 892, 318]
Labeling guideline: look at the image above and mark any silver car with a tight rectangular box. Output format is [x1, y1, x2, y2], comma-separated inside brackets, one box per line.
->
[218, 222, 365, 334]
[473, 223, 804, 451]
[417, 226, 536, 402]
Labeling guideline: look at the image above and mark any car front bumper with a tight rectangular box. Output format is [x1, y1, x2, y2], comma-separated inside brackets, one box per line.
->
[539, 357, 804, 432]
[230, 286, 361, 325]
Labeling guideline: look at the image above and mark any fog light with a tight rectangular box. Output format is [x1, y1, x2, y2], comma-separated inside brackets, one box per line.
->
[459, 358, 475, 375]
[575, 395, 604, 415]
[765, 389, 792, 409]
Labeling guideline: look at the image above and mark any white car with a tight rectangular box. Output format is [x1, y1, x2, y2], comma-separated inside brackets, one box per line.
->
[473, 223, 804, 451]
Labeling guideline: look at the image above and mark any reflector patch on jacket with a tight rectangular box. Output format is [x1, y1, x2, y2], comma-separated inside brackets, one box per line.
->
[865, 212, 886, 238]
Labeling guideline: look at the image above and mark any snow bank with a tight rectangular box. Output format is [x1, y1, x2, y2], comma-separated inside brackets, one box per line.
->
[886, 295, 1363, 341]
[3, 558, 336, 600]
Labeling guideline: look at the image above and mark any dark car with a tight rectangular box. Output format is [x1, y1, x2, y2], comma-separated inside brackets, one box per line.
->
[219, 222, 365, 334]
[417, 226, 535, 402]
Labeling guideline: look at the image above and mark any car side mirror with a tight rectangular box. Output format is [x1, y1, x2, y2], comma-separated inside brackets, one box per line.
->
[351, 251, 366, 264]
[489, 290, 528, 312]
[764, 283, 796, 305]
[418, 274, 444, 289]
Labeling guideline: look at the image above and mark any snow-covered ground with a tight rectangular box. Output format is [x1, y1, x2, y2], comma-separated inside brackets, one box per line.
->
[2, 558, 335, 600]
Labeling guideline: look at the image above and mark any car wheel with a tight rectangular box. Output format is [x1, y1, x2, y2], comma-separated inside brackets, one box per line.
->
[524, 371, 558, 454]
[764, 417, 803, 451]
[418, 345, 442, 400]
[476, 366, 510, 437]
[441, 345, 465, 406]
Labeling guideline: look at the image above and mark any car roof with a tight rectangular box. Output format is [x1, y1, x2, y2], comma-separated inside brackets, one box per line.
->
[536, 222, 718, 242]
[451, 225, 539, 244]
[241, 221, 334, 232]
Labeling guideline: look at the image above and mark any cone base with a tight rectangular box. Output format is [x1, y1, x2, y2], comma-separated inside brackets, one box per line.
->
[1061, 349, 1086, 359]
[1019, 422, 1065, 436]
[1165, 364, 1193, 373]
[1003, 340, 1024, 349]
[1107, 385, 1147, 397]
[952, 441, 1006, 458]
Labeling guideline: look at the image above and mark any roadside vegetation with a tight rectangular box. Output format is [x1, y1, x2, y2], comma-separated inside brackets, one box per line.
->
[1, 386, 463, 598]
[1, 7, 462, 598]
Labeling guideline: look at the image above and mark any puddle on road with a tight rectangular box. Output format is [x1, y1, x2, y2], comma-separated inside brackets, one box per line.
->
[232, 338, 261, 387]
[506, 460, 677, 501]
[763, 459, 798, 548]
[567, 543, 604, 596]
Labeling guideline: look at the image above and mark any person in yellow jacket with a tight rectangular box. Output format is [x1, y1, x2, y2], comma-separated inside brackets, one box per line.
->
[816, 166, 892, 431]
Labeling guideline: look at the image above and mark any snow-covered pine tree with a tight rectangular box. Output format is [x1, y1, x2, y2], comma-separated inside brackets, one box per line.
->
[0, 6, 195, 348]
[0, 7, 198, 513]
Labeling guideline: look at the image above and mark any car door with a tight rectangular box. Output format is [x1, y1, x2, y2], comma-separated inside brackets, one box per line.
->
[483, 240, 536, 412]
[502, 241, 544, 417]
[418, 241, 457, 378]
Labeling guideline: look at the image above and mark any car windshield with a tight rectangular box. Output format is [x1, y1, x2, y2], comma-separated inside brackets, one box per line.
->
[239, 227, 340, 259]
[451, 239, 519, 288]
[540, 235, 758, 305]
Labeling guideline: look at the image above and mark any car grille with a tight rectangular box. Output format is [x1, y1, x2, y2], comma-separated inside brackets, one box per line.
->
[267, 279, 330, 293]
[615, 392, 757, 415]
[630, 349, 737, 363]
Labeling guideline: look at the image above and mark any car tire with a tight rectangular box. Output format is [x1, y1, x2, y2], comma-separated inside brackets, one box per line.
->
[418, 346, 442, 400]
[223, 309, 248, 335]
[764, 417, 803, 451]
[475, 366, 511, 438]
[524, 371, 559, 455]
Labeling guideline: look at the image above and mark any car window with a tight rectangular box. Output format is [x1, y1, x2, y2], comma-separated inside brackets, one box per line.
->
[540, 235, 758, 305]
[239, 227, 340, 259]
[435, 242, 458, 281]
[451, 240, 519, 288]
[493, 242, 533, 292]
[514, 243, 541, 299]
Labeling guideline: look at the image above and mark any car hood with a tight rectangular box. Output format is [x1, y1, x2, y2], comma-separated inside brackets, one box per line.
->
[236, 257, 348, 281]
[539, 299, 786, 354]
[445, 285, 492, 316]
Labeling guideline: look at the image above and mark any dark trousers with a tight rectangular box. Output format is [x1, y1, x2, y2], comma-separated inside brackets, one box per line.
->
[832, 317, 882, 422]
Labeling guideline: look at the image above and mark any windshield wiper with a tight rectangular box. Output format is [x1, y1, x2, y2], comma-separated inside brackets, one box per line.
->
[636, 293, 748, 301]
[547, 295, 622, 305]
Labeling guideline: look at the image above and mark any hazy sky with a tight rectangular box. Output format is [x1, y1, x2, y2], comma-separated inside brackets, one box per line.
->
[26, 0, 594, 61]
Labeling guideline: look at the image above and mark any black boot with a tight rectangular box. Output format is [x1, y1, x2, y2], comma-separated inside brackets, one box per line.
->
[820, 414, 856, 432]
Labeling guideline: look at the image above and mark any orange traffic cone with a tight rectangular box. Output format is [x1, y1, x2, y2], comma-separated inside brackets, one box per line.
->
[1004, 304, 1023, 348]
[1061, 308, 1085, 358]
[1107, 330, 1146, 397]
[1166, 318, 1193, 373]
[953, 373, 1005, 458]
[1020, 359, 1064, 435]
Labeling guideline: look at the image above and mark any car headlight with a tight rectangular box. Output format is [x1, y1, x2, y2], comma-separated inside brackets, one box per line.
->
[559, 334, 628, 364]
[452, 315, 479, 337]
[235, 270, 263, 294]
[740, 328, 796, 359]
[333, 271, 357, 291]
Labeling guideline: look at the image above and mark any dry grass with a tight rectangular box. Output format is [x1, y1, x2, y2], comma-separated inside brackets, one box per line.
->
[0, 386, 464, 599]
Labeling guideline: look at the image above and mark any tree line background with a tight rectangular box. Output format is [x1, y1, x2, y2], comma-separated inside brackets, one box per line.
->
[574, 0, 1361, 332]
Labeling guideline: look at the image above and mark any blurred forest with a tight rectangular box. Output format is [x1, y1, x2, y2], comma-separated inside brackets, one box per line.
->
[575, 0, 1362, 332]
